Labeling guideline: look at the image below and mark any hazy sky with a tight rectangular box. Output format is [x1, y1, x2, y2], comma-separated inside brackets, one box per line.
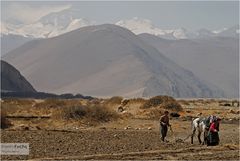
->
[1, 1, 239, 31]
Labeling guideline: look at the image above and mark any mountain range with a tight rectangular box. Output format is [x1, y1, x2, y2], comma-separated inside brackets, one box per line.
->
[1, 11, 238, 55]
[1, 9, 239, 39]
[2, 24, 224, 98]
[1, 8, 238, 98]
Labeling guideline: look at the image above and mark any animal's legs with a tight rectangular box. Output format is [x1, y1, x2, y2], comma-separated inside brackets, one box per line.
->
[197, 131, 202, 144]
[191, 128, 196, 144]
[203, 130, 208, 145]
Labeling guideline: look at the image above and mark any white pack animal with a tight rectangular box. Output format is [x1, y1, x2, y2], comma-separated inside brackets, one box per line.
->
[191, 117, 209, 144]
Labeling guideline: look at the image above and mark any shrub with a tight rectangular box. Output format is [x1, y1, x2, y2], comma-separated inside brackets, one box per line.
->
[57, 105, 87, 120]
[105, 96, 123, 105]
[127, 98, 146, 105]
[160, 102, 183, 112]
[54, 104, 119, 123]
[88, 104, 118, 122]
[147, 108, 164, 120]
[141, 95, 175, 109]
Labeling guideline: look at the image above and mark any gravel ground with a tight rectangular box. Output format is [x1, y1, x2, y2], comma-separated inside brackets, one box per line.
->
[1, 121, 239, 160]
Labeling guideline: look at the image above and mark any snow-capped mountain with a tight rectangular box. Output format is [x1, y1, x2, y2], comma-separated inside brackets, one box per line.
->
[1, 9, 95, 38]
[216, 25, 239, 38]
[1, 9, 239, 40]
[115, 17, 190, 39]
[1, 8, 238, 56]
[195, 28, 216, 38]
[115, 18, 239, 39]
[196, 26, 239, 39]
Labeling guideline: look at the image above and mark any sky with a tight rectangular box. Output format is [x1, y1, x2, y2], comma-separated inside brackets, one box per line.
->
[1, 1, 239, 31]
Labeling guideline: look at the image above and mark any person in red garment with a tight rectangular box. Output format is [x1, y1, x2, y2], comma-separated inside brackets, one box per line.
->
[207, 117, 221, 146]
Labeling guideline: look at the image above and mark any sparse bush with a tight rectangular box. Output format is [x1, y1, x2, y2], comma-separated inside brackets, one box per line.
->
[58, 105, 87, 120]
[105, 96, 123, 105]
[127, 98, 146, 105]
[147, 108, 164, 120]
[140, 95, 175, 109]
[54, 104, 119, 123]
[160, 102, 183, 111]
[138, 96, 182, 119]
[88, 104, 119, 122]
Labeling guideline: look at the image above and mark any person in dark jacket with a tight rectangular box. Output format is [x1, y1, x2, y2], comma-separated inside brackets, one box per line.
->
[159, 111, 171, 142]
[207, 117, 221, 146]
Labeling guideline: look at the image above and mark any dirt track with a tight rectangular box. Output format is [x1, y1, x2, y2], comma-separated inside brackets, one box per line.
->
[1, 121, 239, 160]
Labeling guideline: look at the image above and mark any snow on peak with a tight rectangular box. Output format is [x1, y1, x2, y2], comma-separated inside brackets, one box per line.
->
[1, 17, 94, 38]
[172, 28, 188, 39]
[116, 17, 189, 39]
[116, 17, 165, 36]
[66, 18, 95, 31]
[1, 7, 95, 39]
[48, 18, 95, 37]
[2, 12, 238, 40]
[212, 28, 228, 34]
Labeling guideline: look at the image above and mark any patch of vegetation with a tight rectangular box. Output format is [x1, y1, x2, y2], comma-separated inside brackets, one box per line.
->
[105, 96, 123, 105]
[147, 108, 164, 120]
[140, 95, 176, 109]
[54, 104, 119, 123]
[127, 98, 146, 105]
[160, 102, 182, 111]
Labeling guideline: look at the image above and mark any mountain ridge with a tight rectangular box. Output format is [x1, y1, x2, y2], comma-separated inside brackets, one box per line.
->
[2, 24, 225, 98]
[1, 60, 36, 92]
[139, 33, 239, 98]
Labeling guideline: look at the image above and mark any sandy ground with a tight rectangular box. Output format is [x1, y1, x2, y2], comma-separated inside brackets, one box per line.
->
[1, 119, 239, 160]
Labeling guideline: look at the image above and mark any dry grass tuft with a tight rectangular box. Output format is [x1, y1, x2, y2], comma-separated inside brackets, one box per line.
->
[127, 98, 146, 105]
[54, 104, 119, 123]
[147, 108, 164, 120]
[140, 95, 176, 109]
[160, 102, 183, 112]
[137, 96, 182, 119]
[105, 96, 123, 105]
